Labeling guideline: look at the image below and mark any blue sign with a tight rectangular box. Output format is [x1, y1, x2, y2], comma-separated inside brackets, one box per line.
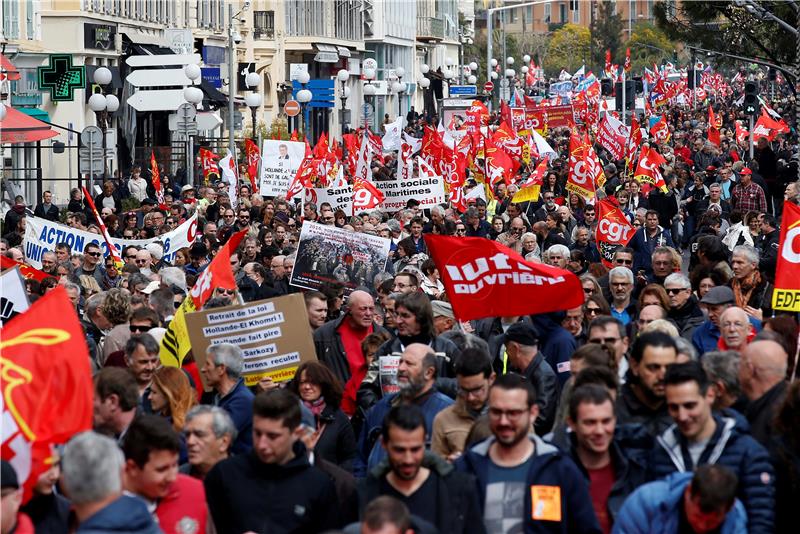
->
[202, 46, 226, 66]
[201, 67, 222, 88]
[449, 85, 478, 96]
[292, 79, 335, 109]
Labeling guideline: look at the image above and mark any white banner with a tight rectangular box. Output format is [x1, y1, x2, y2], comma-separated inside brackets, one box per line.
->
[374, 174, 446, 212]
[304, 184, 354, 216]
[24, 215, 198, 269]
[0, 267, 30, 325]
[258, 140, 307, 197]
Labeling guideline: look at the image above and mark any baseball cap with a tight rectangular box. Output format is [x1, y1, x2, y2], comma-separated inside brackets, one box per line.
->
[740, 168, 752, 176]
[181, 184, 195, 192]
[1, 460, 19, 489]
[503, 322, 540, 347]
[141, 280, 162, 295]
[700, 286, 735, 305]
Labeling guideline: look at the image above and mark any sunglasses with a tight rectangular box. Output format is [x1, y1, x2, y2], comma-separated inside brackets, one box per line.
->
[126, 255, 137, 259]
[615, 259, 633, 265]
[666, 288, 689, 295]
[130, 324, 153, 333]
[86, 252, 102, 257]
[216, 288, 236, 295]
[586, 307, 601, 315]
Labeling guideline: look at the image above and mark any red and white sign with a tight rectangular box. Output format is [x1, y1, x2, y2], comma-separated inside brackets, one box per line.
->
[772, 201, 800, 312]
[597, 113, 629, 161]
[484, 81, 494, 92]
[595, 200, 636, 268]
[284, 100, 301, 117]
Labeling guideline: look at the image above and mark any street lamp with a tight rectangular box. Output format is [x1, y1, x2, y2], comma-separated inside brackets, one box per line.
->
[244, 71, 262, 141]
[337, 68, 350, 137]
[89, 66, 118, 181]
[182, 64, 203, 188]
[393, 66, 405, 119]
[363, 66, 376, 129]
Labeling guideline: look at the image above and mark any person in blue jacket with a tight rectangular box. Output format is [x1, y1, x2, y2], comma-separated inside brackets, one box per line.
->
[629, 209, 675, 275]
[202, 343, 254, 455]
[648, 361, 775, 534]
[613, 466, 747, 534]
[456, 373, 602, 534]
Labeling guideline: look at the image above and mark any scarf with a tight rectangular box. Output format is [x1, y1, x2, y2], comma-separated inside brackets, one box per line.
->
[303, 397, 326, 418]
[397, 332, 431, 348]
[732, 270, 762, 309]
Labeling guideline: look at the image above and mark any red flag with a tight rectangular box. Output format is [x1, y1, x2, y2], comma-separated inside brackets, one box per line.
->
[500, 99, 512, 126]
[634, 145, 668, 192]
[604, 49, 612, 78]
[199, 148, 220, 184]
[189, 230, 247, 309]
[0, 286, 93, 502]
[649, 114, 670, 143]
[150, 151, 165, 207]
[352, 178, 385, 215]
[735, 120, 749, 145]
[566, 132, 600, 199]
[752, 110, 790, 141]
[513, 158, 548, 203]
[707, 106, 720, 147]
[484, 135, 518, 185]
[624, 48, 631, 74]
[244, 139, 260, 192]
[597, 113, 628, 160]
[290, 130, 299, 141]
[0, 257, 50, 282]
[595, 199, 636, 268]
[772, 201, 800, 313]
[285, 142, 314, 201]
[423, 235, 583, 322]
[492, 120, 524, 158]
[82, 186, 124, 265]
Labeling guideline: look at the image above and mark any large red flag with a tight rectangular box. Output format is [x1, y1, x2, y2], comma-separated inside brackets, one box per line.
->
[199, 148, 220, 184]
[0, 257, 50, 282]
[484, 135, 518, 185]
[708, 106, 720, 147]
[634, 145, 668, 192]
[752, 110, 790, 141]
[566, 132, 600, 200]
[352, 178, 385, 215]
[595, 199, 636, 268]
[150, 151, 165, 207]
[772, 201, 800, 313]
[424, 235, 583, 322]
[0, 286, 93, 502]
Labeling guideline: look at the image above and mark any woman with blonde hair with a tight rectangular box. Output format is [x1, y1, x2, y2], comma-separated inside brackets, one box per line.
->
[149, 366, 196, 462]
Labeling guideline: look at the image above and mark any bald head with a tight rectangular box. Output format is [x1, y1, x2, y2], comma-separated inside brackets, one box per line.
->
[398, 343, 437, 397]
[347, 290, 376, 329]
[638, 304, 667, 329]
[719, 307, 751, 351]
[740, 340, 788, 399]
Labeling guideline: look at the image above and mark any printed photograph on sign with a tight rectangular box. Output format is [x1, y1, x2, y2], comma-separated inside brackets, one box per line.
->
[290, 221, 390, 295]
[184, 294, 316, 388]
[304, 185, 354, 216]
[258, 140, 307, 197]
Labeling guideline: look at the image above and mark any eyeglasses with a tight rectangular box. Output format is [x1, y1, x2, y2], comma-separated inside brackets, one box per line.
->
[105, 263, 116, 269]
[666, 287, 690, 295]
[611, 281, 631, 287]
[86, 252, 102, 257]
[585, 307, 601, 315]
[615, 259, 633, 265]
[582, 287, 594, 294]
[488, 408, 527, 420]
[130, 324, 153, 333]
[216, 288, 236, 295]
[455, 228, 467, 234]
[126, 255, 137, 260]
[458, 383, 488, 398]
[135, 259, 148, 264]
[589, 337, 620, 344]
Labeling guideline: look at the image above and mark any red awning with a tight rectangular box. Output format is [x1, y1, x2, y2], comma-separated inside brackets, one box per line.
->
[1, 106, 59, 144]
[0, 54, 21, 81]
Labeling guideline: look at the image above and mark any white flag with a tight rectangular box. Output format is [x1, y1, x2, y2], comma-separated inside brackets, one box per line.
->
[532, 129, 557, 160]
[355, 130, 374, 183]
[0, 267, 29, 325]
[402, 132, 422, 155]
[219, 150, 238, 208]
[381, 116, 404, 151]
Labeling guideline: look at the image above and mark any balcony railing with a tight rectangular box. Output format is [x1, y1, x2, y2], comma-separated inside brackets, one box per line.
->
[417, 16, 445, 41]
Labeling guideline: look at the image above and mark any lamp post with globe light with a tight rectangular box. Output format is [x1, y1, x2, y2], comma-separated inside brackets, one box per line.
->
[419, 63, 431, 121]
[244, 70, 262, 142]
[337, 68, 350, 139]
[296, 70, 312, 138]
[393, 66, 405, 120]
[183, 63, 204, 188]
[362, 65, 376, 129]
[88, 66, 120, 181]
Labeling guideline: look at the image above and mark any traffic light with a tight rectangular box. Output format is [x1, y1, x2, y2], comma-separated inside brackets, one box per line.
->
[687, 69, 698, 89]
[744, 81, 760, 115]
[615, 80, 635, 110]
[601, 78, 613, 96]
[768, 68, 777, 81]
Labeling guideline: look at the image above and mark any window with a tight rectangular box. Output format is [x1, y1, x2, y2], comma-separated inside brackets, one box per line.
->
[559, 2, 566, 22]
[525, 5, 532, 22]
[26, 0, 34, 39]
[544, 2, 551, 23]
[253, 11, 275, 39]
[572, 0, 579, 23]
[4, 1, 19, 39]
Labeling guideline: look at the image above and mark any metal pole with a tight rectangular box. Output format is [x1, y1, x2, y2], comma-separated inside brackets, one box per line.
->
[88, 129, 95, 193]
[227, 3, 236, 158]
[487, 9, 493, 111]
[621, 70, 626, 126]
[397, 77, 402, 119]
[100, 113, 107, 181]
[187, 136, 194, 188]
[749, 114, 754, 159]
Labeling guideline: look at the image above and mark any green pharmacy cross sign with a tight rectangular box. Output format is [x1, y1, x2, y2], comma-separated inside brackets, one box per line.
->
[37, 54, 86, 102]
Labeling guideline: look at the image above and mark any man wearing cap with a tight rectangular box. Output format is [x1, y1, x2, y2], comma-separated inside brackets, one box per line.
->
[692, 287, 761, 355]
[181, 184, 197, 205]
[1, 461, 34, 534]
[431, 301, 456, 335]
[731, 167, 767, 213]
[137, 198, 157, 226]
[502, 322, 558, 435]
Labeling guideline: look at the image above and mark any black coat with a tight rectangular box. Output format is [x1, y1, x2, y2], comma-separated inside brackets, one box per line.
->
[358, 452, 486, 534]
[314, 404, 358, 472]
[34, 203, 60, 221]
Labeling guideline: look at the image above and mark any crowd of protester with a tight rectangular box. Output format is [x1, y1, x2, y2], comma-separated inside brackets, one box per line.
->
[1, 84, 800, 534]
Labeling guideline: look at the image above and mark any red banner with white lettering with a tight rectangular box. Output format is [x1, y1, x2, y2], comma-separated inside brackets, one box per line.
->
[244, 139, 261, 192]
[595, 199, 636, 268]
[597, 113, 628, 160]
[772, 201, 800, 312]
[0, 286, 93, 503]
[0, 256, 50, 282]
[424, 235, 583, 321]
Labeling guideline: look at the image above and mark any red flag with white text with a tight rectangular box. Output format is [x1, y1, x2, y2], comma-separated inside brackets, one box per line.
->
[772, 201, 800, 312]
[595, 199, 636, 268]
[244, 139, 261, 192]
[150, 151, 165, 207]
[424, 235, 583, 321]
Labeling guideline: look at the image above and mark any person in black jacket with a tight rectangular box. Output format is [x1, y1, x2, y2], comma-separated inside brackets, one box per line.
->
[288, 361, 357, 471]
[33, 191, 60, 222]
[358, 405, 485, 534]
[204, 390, 341, 534]
[555, 385, 646, 533]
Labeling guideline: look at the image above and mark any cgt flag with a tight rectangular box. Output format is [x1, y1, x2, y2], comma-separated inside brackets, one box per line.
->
[772, 201, 800, 312]
[160, 229, 247, 367]
[424, 234, 583, 322]
[595, 199, 636, 268]
[0, 286, 93, 502]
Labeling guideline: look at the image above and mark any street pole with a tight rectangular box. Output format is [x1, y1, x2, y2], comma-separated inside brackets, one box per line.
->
[487, 11, 493, 110]
[187, 136, 194, 187]
[749, 114, 754, 159]
[227, 3, 236, 159]
[88, 129, 95, 193]
[621, 70, 627, 126]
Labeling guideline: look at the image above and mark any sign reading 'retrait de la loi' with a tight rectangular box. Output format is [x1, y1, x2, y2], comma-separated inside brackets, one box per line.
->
[185, 294, 316, 388]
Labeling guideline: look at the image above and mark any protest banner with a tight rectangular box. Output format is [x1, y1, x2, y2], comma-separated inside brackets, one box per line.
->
[303, 184, 354, 215]
[597, 113, 629, 160]
[525, 104, 575, 128]
[184, 294, 316, 387]
[23, 215, 198, 269]
[0, 267, 30, 325]
[0, 256, 50, 282]
[290, 221, 390, 295]
[374, 173, 446, 212]
[258, 139, 307, 197]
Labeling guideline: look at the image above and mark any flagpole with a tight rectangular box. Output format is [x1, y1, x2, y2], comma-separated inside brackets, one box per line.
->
[621, 70, 627, 127]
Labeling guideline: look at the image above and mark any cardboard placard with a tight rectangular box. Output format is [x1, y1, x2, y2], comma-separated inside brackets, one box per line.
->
[258, 140, 307, 197]
[184, 293, 316, 387]
[289, 221, 390, 295]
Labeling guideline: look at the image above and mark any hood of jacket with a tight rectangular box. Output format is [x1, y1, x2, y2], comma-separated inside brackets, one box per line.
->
[656, 415, 740, 472]
[78, 495, 159, 534]
[369, 450, 454, 480]
[469, 433, 559, 458]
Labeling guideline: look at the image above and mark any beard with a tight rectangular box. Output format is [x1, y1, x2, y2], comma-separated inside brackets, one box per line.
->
[398, 374, 426, 399]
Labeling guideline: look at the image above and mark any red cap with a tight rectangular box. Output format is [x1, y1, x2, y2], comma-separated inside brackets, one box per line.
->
[706, 165, 717, 172]
[740, 168, 752, 175]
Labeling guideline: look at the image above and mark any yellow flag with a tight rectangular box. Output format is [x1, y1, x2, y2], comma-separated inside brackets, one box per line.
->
[159, 296, 196, 367]
[513, 185, 541, 204]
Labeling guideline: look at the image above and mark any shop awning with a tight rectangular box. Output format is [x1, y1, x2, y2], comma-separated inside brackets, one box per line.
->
[0, 54, 21, 81]
[17, 107, 50, 122]
[0, 106, 59, 144]
[314, 44, 339, 63]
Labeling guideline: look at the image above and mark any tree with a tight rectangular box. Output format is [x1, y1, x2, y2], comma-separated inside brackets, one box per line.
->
[654, 0, 796, 75]
[591, 0, 624, 66]
[545, 24, 591, 76]
[628, 23, 676, 73]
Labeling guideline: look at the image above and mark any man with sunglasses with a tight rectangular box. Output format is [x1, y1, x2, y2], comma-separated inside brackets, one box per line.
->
[598, 248, 635, 302]
[75, 242, 106, 286]
[664, 273, 704, 338]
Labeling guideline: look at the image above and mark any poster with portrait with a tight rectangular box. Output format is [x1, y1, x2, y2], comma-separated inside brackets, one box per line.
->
[290, 221, 390, 295]
[258, 140, 307, 197]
